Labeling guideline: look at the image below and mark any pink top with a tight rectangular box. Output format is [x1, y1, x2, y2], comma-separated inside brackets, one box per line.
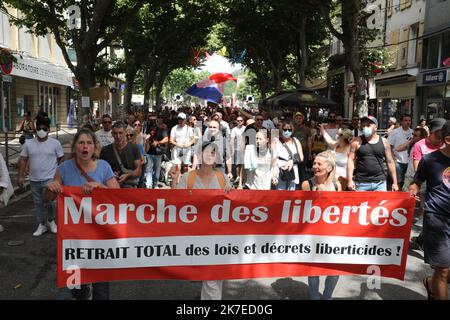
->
[411, 138, 442, 161]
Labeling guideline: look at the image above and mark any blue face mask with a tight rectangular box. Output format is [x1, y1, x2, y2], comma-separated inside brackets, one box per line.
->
[363, 127, 373, 138]
[283, 130, 292, 138]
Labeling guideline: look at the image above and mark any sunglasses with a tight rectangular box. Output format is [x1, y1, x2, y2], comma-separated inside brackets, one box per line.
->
[37, 127, 49, 131]
[283, 128, 293, 132]
[134, 123, 141, 127]
[103, 121, 112, 124]
[237, 120, 244, 122]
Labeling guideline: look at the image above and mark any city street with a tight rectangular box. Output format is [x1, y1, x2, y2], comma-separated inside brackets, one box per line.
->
[0, 193, 436, 300]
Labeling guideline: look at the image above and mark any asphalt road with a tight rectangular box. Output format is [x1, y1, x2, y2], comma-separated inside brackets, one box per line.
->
[0, 193, 439, 300]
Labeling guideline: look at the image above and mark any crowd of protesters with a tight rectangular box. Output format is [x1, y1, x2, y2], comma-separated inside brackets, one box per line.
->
[3, 103, 449, 300]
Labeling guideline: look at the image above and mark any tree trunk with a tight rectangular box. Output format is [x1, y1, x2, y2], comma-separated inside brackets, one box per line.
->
[143, 66, 156, 109]
[75, 58, 96, 124]
[298, 17, 308, 86]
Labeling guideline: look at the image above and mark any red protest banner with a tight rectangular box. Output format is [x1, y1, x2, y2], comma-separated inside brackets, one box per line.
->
[57, 187, 415, 287]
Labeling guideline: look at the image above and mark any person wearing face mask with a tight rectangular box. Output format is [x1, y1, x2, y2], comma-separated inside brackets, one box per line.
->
[347, 115, 398, 192]
[274, 122, 304, 190]
[17, 118, 64, 236]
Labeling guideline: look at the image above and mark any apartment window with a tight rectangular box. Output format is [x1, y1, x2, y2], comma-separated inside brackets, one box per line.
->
[0, 11, 10, 46]
[442, 31, 450, 67]
[393, 0, 400, 12]
[425, 35, 440, 69]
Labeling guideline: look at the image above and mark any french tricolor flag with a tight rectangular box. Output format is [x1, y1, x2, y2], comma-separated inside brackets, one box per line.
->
[186, 73, 237, 104]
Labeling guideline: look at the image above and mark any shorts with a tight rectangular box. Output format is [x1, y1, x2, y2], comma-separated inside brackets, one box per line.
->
[172, 147, 192, 166]
[423, 212, 450, 268]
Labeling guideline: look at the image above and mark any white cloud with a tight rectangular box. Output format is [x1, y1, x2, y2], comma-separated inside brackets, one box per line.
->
[196, 53, 242, 74]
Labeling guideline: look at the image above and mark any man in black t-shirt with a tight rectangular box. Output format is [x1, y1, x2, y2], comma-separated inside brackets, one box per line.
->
[144, 114, 168, 188]
[100, 121, 141, 188]
[410, 120, 450, 300]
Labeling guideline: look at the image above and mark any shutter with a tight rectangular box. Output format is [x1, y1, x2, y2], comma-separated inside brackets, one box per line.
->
[400, 0, 406, 10]
[387, 0, 393, 17]
[400, 27, 410, 67]
[416, 21, 425, 65]
[388, 29, 400, 69]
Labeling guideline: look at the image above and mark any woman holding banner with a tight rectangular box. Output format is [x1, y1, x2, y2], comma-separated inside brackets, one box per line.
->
[171, 140, 232, 300]
[301, 150, 342, 300]
[46, 128, 120, 300]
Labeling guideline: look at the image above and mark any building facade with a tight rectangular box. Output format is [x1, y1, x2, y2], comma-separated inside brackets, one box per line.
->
[416, 0, 450, 121]
[0, 6, 73, 132]
[374, 0, 425, 128]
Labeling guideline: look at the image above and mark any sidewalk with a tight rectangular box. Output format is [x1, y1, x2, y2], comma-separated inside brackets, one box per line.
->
[0, 125, 77, 207]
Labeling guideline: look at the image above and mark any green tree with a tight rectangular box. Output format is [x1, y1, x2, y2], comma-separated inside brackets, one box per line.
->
[5, 0, 146, 118]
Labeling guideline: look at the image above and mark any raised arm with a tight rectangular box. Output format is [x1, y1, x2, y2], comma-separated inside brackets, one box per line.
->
[319, 124, 338, 149]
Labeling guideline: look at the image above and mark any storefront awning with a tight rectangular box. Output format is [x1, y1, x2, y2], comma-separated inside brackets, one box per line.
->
[374, 68, 419, 83]
[10, 54, 73, 87]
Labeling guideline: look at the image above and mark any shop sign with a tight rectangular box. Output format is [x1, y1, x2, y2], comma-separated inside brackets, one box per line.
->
[11, 55, 72, 87]
[423, 70, 447, 85]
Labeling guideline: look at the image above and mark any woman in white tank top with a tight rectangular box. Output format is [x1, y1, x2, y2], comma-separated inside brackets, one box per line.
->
[301, 150, 342, 300]
[319, 125, 353, 190]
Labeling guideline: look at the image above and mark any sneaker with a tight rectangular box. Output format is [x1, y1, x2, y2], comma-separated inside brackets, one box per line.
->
[411, 236, 424, 252]
[414, 218, 423, 227]
[48, 220, 57, 234]
[33, 224, 48, 237]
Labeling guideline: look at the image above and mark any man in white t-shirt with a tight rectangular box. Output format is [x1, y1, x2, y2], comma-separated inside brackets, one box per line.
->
[170, 112, 194, 177]
[204, 112, 230, 138]
[18, 119, 64, 236]
[388, 114, 413, 189]
[95, 114, 115, 147]
[230, 116, 246, 181]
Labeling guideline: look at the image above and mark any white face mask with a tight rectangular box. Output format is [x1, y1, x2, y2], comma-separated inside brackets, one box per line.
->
[36, 129, 48, 139]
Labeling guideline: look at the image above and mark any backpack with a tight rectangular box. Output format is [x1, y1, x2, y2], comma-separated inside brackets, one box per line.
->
[187, 170, 226, 189]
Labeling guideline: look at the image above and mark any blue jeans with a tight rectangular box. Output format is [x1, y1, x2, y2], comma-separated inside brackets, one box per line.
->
[145, 154, 162, 188]
[395, 162, 408, 187]
[308, 276, 340, 300]
[277, 178, 297, 191]
[355, 181, 387, 191]
[30, 179, 56, 224]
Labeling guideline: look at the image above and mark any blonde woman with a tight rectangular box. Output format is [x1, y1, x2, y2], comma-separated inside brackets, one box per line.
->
[301, 150, 341, 300]
[319, 125, 353, 190]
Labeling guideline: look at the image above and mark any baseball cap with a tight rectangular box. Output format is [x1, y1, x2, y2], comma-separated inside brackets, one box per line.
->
[361, 115, 378, 127]
[177, 112, 187, 120]
[429, 117, 446, 133]
[295, 112, 304, 118]
[441, 120, 450, 139]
